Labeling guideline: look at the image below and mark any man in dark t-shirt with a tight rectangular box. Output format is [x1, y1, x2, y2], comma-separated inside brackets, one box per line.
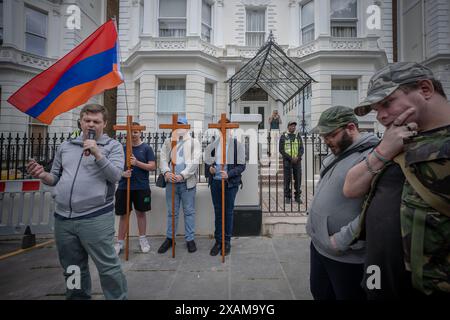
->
[360, 163, 416, 299]
[114, 123, 156, 254]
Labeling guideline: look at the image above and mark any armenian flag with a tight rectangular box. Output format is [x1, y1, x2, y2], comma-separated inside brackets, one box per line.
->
[7, 20, 123, 125]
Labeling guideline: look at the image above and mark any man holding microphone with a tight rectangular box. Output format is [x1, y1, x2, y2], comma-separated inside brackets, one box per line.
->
[27, 104, 128, 300]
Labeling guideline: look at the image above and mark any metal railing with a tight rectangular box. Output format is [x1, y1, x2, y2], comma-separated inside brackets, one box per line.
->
[0, 131, 217, 183]
[1, 131, 332, 216]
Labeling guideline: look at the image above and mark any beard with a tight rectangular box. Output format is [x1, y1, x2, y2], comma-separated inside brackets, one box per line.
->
[329, 131, 354, 155]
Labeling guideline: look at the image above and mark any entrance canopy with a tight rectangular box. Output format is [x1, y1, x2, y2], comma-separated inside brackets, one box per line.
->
[226, 33, 315, 111]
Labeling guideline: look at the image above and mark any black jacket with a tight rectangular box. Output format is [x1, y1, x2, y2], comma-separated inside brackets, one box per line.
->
[204, 138, 246, 189]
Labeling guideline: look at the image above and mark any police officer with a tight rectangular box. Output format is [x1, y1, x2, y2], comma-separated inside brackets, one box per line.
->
[279, 121, 304, 203]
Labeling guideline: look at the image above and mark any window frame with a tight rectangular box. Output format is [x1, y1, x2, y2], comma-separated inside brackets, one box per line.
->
[156, 78, 187, 128]
[158, 0, 187, 38]
[329, 0, 357, 38]
[300, 1, 315, 45]
[245, 7, 266, 47]
[201, 0, 213, 43]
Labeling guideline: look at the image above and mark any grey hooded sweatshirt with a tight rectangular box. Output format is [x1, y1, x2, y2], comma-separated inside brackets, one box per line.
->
[306, 132, 379, 264]
[45, 133, 124, 218]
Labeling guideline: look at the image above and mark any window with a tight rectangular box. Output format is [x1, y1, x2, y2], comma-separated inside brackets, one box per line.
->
[0, 0, 3, 45]
[204, 83, 214, 129]
[301, 1, 314, 44]
[330, 0, 357, 38]
[157, 78, 186, 127]
[202, 0, 212, 42]
[25, 6, 47, 56]
[241, 87, 268, 101]
[246, 8, 265, 47]
[135, 79, 141, 122]
[139, 0, 144, 34]
[29, 117, 48, 157]
[159, 0, 187, 37]
[331, 79, 358, 107]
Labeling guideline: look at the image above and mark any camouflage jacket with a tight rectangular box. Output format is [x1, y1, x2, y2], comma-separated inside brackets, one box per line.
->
[400, 124, 450, 295]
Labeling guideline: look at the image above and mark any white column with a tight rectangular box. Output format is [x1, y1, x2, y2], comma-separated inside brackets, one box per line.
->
[186, 74, 205, 128]
[139, 74, 157, 131]
[226, 65, 236, 115]
[316, 0, 330, 37]
[187, 0, 201, 36]
[289, 0, 299, 48]
[214, 0, 224, 46]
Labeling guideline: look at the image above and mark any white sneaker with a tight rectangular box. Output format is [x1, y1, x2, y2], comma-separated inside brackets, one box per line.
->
[114, 242, 123, 255]
[139, 237, 150, 253]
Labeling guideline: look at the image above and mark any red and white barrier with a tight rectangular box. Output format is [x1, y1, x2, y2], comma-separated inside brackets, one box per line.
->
[0, 180, 41, 193]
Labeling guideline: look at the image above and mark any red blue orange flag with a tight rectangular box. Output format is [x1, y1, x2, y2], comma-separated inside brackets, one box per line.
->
[7, 20, 123, 125]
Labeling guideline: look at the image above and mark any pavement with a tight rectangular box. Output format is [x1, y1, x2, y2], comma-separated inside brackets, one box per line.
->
[0, 235, 313, 300]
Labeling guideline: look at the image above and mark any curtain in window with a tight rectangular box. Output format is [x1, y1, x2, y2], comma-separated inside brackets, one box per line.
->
[331, 79, 358, 107]
[158, 79, 186, 114]
[159, 20, 186, 37]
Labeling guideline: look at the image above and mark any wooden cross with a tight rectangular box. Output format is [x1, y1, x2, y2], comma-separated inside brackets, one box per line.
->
[113, 115, 146, 261]
[208, 113, 239, 263]
[159, 114, 191, 258]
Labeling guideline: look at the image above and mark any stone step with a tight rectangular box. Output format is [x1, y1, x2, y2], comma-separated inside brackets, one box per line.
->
[263, 216, 308, 236]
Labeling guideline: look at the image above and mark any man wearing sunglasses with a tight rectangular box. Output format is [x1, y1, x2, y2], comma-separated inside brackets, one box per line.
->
[306, 105, 379, 300]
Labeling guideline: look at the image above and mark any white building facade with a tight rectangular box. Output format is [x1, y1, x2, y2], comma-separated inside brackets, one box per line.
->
[1, 0, 449, 135]
[0, 0, 107, 135]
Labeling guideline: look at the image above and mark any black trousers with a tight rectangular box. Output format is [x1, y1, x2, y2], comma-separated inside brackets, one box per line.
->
[283, 159, 301, 198]
[310, 242, 366, 300]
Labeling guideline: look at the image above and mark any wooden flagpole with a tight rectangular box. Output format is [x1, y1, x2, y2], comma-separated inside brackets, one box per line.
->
[113, 116, 146, 261]
[159, 114, 191, 258]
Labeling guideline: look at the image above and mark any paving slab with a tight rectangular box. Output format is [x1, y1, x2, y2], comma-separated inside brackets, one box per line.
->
[0, 235, 313, 300]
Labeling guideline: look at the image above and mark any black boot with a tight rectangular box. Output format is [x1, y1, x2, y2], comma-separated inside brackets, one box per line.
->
[158, 238, 174, 254]
[210, 241, 221, 256]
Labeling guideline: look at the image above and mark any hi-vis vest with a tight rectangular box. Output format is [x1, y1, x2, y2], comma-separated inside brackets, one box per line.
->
[283, 132, 300, 157]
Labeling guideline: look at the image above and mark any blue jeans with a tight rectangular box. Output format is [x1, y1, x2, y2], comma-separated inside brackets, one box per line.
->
[210, 179, 239, 244]
[165, 182, 196, 241]
[54, 211, 128, 300]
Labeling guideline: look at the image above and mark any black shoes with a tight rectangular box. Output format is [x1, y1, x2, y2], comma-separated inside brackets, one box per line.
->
[158, 238, 174, 254]
[295, 196, 303, 204]
[186, 240, 197, 253]
[210, 241, 231, 256]
[210, 242, 221, 256]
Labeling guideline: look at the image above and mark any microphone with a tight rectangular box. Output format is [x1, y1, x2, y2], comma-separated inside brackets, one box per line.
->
[84, 129, 96, 156]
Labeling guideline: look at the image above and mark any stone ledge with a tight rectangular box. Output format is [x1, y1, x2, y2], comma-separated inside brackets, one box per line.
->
[263, 216, 308, 236]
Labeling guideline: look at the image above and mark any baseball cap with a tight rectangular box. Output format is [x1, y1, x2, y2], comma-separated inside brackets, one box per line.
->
[354, 62, 435, 116]
[288, 121, 297, 126]
[312, 106, 358, 135]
